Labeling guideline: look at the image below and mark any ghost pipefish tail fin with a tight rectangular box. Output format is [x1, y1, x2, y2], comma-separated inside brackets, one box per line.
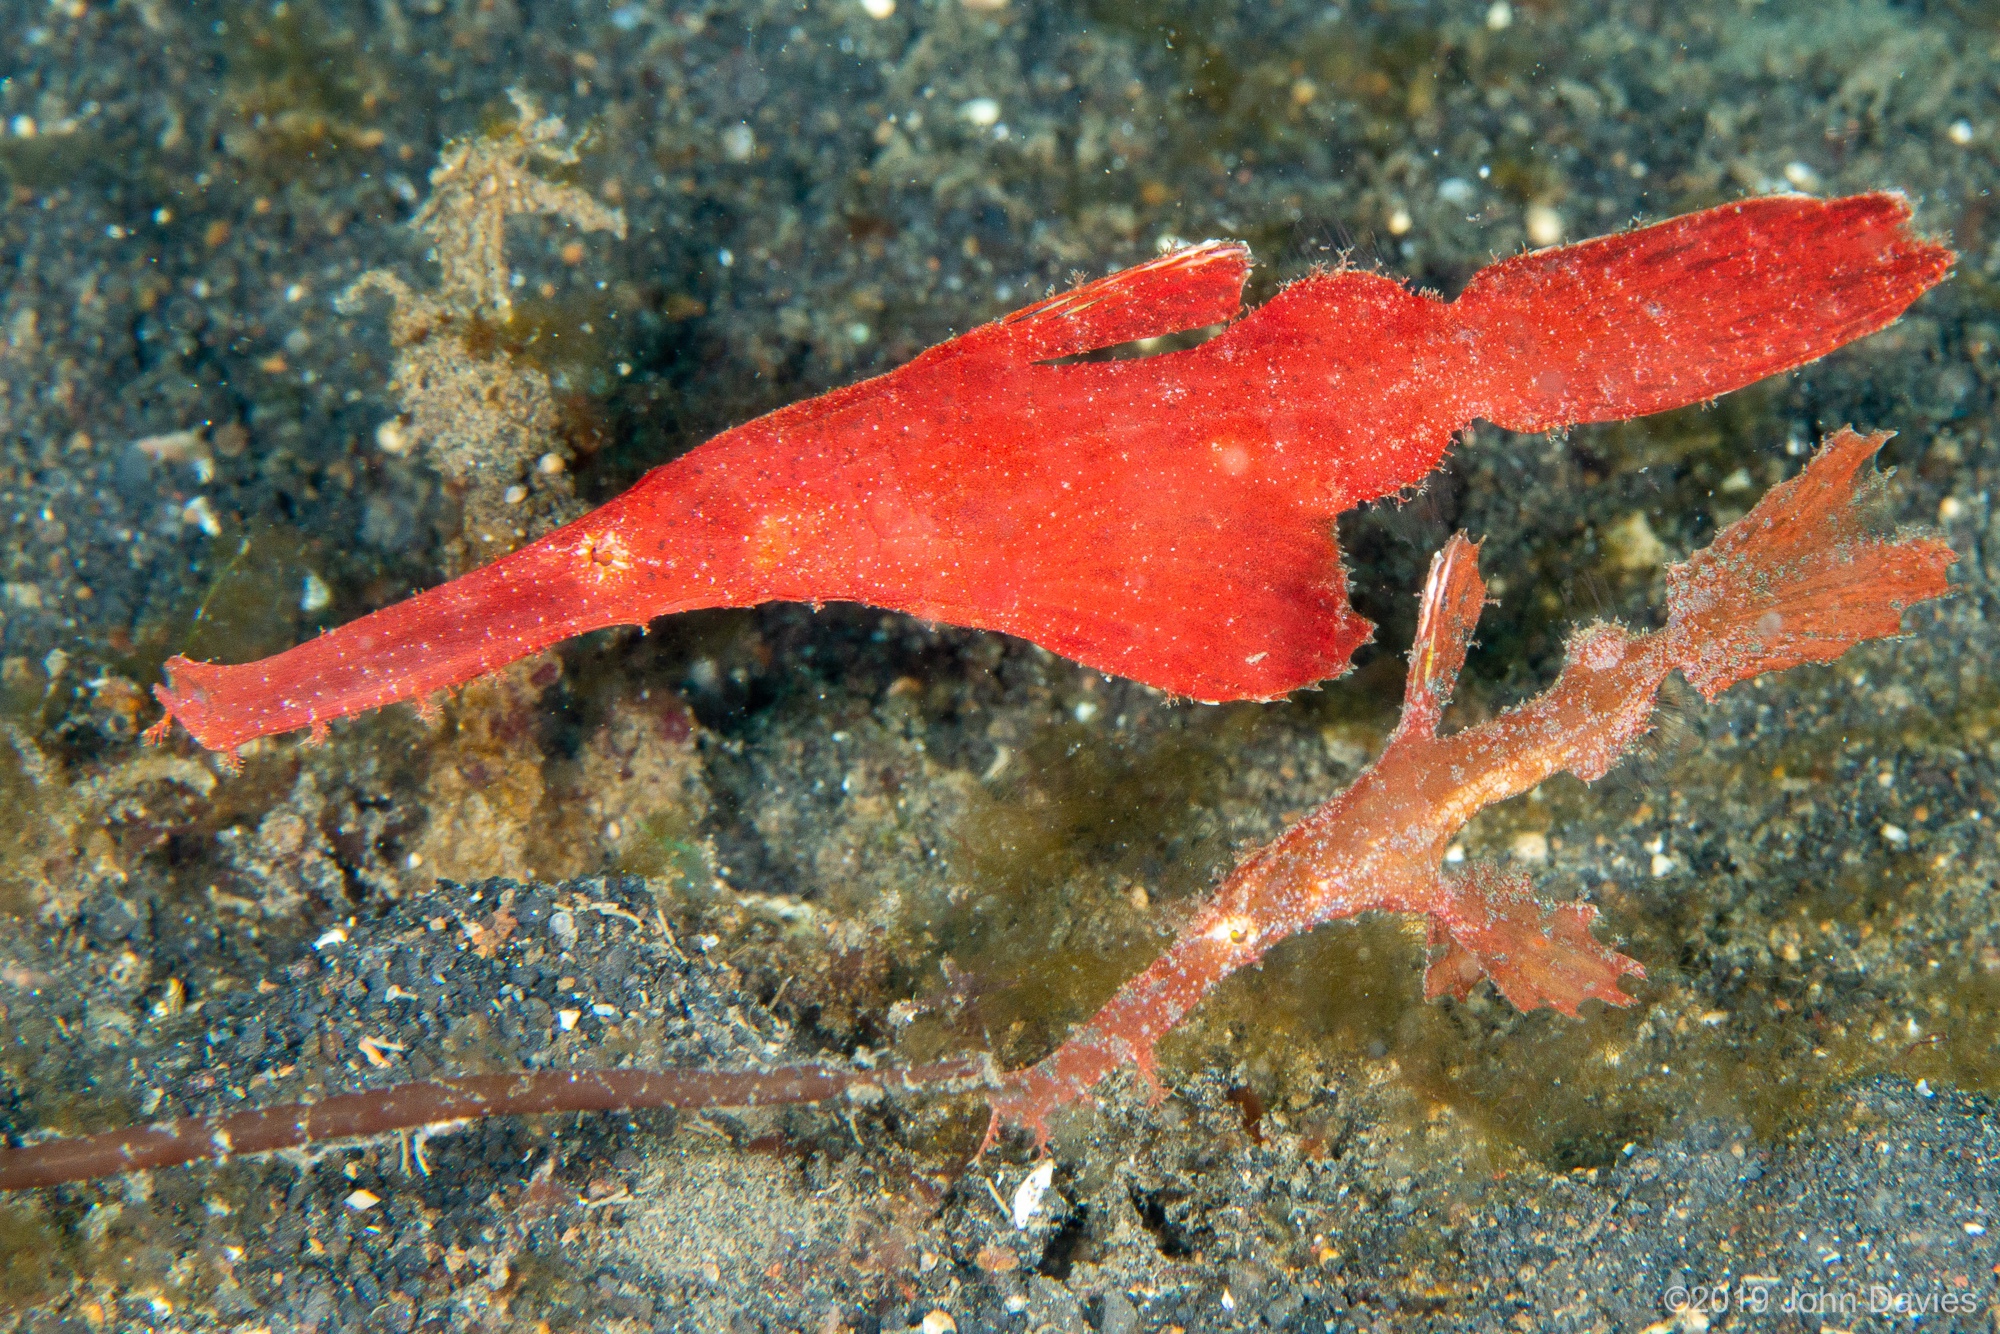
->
[1456, 192, 1954, 432]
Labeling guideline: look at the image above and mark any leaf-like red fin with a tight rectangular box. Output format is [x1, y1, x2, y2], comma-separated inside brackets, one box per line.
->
[990, 239, 1250, 363]
[1426, 864, 1644, 1016]
[1666, 427, 1956, 699]
[1394, 533, 1486, 741]
[1461, 193, 1954, 432]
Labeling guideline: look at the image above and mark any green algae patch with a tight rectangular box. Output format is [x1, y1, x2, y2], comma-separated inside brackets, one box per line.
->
[940, 714, 1251, 1066]
[131, 525, 336, 683]
[219, 1, 399, 169]
[0, 1198, 66, 1308]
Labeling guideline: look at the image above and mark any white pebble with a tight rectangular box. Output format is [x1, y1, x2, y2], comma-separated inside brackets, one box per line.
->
[860, 0, 895, 15]
[549, 909, 578, 950]
[1386, 206, 1413, 236]
[503, 484, 528, 505]
[181, 495, 223, 537]
[375, 418, 412, 455]
[959, 97, 1001, 127]
[1485, 2, 1512, 29]
[1525, 204, 1564, 247]
[721, 123, 756, 162]
[300, 572, 331, 613]
[1510, 831, 1549, 862]
[1880, 824, 1909, 848]
[1783, 161, 1821, 191]
[1011, 1159, 1055, 1229]
[558, 1008, 581, 1031]
[1948, 119, 1975, 145]
[535, 451, 566, 475]
[344, 1189, 381, 1212]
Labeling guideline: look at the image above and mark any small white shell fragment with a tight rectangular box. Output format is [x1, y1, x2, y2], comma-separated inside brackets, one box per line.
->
[132, 428, 206, 464]
[1485, 1, 1512, 29]
[1881, 824, 1909, 848]
[1386, 206, 1413, 236]
[503, 484, 528, 505]
[549, 909, 578, 951]
[1948, 119, 1975, 145]
[344, 1189, 381, 1212]
[1603, 510, 1668, 572]
[375, 418, 412, 454]
[721, 123, 756, 162]
[860, 0, 895, 16]
[558, 1008, 581, 1031]
[1783, 161, 1820, 191]
[1650, 853, 1675, 878]
[314, 927, 348, 950]
[535, 451, 566, 475]
[300, 572, 332, 613]
[921, 1312, 957, 1334]
[1525, 204, 1564, 247]
[181, 495, 223, 537]
[1010, 1159, 1055, 1230]
[1509, 831, 1549, 863]
[959, 97, 1001, 127]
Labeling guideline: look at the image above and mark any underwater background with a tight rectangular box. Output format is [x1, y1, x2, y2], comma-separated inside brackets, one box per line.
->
[1, 0, 1997, 1329]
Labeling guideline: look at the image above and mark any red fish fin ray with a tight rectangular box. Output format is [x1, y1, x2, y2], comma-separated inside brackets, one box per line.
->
[1458, 193, 1954, 432]
[1394, 533, 1485, 741]
[1426, 864, 1643, 1015]
[989, 240, 1251, 363]
[900, 509, 1370, 701]
[1665, 426, 1956, 699]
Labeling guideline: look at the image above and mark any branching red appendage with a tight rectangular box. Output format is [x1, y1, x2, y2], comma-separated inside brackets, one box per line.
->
[151, 194, 1950, 753]
[981, 427, 1952, 1148]
[1423, 866, 1643, 1016]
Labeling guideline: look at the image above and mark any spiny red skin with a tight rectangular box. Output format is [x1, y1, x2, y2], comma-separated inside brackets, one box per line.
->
[153, 193, 1951, 752]
[984, 428, 1955, 1146]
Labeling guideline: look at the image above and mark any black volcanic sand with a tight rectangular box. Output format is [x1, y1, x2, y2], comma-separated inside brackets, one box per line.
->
[2, 0, 1998, 1329]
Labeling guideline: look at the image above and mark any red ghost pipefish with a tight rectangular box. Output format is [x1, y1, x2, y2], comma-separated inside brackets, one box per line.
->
[151, 192, 1950, 753]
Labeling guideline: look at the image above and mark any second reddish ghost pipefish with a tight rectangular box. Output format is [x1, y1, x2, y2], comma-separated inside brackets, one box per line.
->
[150, 192, 1951, 754]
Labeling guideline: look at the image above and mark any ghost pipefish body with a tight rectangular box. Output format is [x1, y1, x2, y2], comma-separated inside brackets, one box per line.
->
[150, 193, 1951, 753]
[984, 426, 1957, 1147]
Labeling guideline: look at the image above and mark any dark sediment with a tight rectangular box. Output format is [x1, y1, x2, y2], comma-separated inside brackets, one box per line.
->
[2, 0, 1998, 1328]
